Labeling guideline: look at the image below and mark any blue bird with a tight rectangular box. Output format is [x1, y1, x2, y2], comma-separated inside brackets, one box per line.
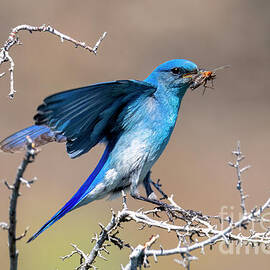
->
[0, 59, 199, 242]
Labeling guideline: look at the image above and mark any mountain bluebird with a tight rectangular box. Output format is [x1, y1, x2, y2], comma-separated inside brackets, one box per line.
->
[0, 59, 200, 242]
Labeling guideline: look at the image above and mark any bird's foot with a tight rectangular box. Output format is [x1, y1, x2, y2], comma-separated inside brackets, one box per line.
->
[131, 192, 207, 223]
[130, 193, 177, 221]
[131, 193, 169, 207]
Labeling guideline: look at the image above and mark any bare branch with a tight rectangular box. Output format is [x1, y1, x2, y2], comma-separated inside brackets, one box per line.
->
[0, 24, 107, 99]
[6, 137, 39, 270]
[20, 176, 37, 188]
[4, 180, 14, 190]
[230, 141, 250, 216]
[15, 227, 29, 241]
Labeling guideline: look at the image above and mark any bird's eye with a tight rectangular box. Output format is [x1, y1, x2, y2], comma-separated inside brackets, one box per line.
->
[171, 67, 182, 75]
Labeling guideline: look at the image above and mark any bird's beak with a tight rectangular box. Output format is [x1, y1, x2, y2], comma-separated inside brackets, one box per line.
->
[182, 74, 193, 79]
[182, 70, 199, 79]
[183, 70, 200, 89]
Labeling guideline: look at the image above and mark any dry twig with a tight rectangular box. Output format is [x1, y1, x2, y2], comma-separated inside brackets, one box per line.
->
[0, 24, 107, 99]
[2, 137, 39, 270]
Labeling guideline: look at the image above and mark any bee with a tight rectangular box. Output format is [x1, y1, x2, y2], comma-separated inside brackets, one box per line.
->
[190, 65, 230, 94]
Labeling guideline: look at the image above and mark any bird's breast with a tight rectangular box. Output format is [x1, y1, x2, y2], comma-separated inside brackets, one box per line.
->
[102, 94, 181, 189]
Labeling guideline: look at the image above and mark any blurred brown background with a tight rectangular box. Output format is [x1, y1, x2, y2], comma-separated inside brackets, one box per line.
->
[0, 0, 270, 269]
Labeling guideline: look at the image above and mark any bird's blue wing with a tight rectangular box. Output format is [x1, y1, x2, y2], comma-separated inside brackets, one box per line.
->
[34, 80, 156, 158]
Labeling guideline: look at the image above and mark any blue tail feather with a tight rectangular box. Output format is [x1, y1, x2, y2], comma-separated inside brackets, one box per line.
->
[27, 144, 110, 243]
[0, 125, 50, 152]
[0, 125, 66, 153]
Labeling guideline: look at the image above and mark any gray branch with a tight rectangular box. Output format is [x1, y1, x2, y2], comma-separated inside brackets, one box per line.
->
[5, 137, 39, 270]
[229, 140, 250, 216]
[0, 24, 107, 99]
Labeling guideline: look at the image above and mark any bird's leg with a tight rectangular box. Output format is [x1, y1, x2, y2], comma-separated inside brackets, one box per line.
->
[143, 172, 168, 200]
[149, 179, 168, 200]
[130, 172, 173, 211]
[130, 191, 170, 208]
[130, 191, 175, 221]
[143, 171, 158, 200]
[131, 170, 182, 221]
[131, 170, 164, 206]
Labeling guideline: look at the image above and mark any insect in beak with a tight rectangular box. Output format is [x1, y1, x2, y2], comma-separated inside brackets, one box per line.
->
[190, 65, 230, 95]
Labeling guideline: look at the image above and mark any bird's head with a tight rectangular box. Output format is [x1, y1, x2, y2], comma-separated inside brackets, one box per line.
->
[145, 59, 199, 97]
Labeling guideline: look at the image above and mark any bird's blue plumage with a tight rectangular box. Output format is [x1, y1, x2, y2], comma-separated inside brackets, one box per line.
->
[0, 125, 65, 153]
[27, 144, 111, 243]
[0, 59, 199, 242]
[34, 80, 156, 158]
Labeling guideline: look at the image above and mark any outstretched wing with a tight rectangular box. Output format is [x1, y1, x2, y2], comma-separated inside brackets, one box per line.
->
[34, 80, 156, 158]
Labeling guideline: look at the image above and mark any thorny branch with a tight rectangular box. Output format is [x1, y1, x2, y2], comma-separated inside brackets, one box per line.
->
[0, 24, 107, 99]
[228, 141, 250, 216]
[62, 142, 270, 269]
[1, 137, 39, 270]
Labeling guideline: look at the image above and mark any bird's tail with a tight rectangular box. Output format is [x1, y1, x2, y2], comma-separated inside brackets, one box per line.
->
[27, 144, 110, 243]
[0, 125, 66, 153]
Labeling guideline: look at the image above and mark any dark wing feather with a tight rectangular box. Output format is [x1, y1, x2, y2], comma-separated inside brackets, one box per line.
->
[34, 80, 156, 158]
